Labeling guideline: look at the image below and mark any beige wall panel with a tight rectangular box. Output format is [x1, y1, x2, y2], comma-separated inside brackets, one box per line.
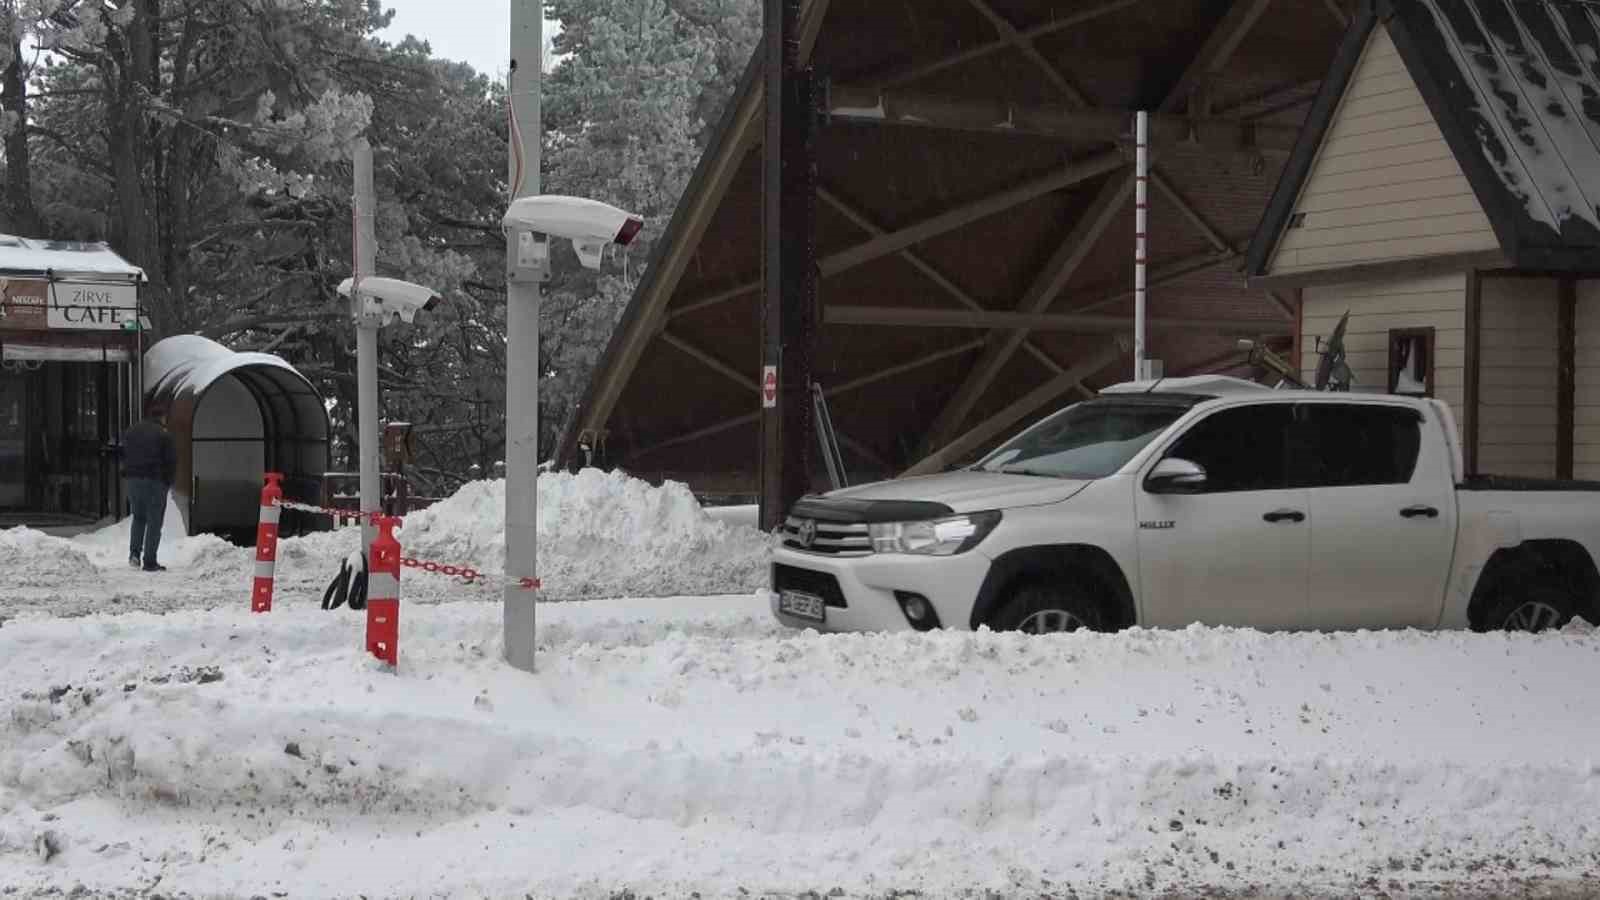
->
[1297, 178, 1479, 215]
[1574, 280, 1600, 480]
[1300, 276, 1466, 433]
[1276, 230, 1499, 273]
[1477, 277, 1560, 477]
[1278, 211, 1494, 254]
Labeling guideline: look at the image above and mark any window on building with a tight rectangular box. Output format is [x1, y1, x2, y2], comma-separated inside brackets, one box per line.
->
[1388, 328, 1434, 397]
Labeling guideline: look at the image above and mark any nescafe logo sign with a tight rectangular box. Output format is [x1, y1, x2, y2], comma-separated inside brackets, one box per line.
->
[0, 279, 47, 330]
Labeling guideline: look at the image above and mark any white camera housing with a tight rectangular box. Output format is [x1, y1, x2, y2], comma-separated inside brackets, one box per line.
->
[337, 276, 441, 325]
[502, 195, 644, 271]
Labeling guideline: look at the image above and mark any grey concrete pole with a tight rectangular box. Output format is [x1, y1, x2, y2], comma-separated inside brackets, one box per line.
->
[353, 137, 380, 551]
[503, 0, 542, 673]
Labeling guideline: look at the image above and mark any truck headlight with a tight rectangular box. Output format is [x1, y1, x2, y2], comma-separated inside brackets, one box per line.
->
[869, 511, 1001, 556]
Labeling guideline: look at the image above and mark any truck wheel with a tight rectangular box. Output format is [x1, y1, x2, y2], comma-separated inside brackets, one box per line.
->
[1485, 582, 1575, 634]
[992, 580, 1103, 634]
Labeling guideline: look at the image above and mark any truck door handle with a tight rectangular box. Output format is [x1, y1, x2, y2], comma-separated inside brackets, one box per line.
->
[1400, 505, 1439, 519]
[1263, 509, 1305, 524]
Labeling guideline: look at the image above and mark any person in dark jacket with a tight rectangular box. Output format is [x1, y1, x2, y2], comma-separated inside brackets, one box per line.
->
[122, 401, 177, 572]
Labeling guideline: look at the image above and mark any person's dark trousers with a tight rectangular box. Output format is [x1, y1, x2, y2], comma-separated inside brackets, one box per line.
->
[127, 477, 167, 567]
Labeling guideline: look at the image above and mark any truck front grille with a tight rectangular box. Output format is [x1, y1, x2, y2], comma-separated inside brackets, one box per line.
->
[773, 564, 848, 608]
[780, 517, 873, 556]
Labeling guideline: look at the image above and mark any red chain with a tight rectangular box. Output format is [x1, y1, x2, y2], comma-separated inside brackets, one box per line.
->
[401, 556, 539, 591]
[274, 499, 391, 525]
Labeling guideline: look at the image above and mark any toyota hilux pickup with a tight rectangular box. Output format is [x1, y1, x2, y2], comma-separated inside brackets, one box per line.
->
[769, 375, 1600, 635]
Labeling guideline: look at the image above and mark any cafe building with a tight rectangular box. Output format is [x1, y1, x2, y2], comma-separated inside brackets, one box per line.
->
[0, 235, 147, 530]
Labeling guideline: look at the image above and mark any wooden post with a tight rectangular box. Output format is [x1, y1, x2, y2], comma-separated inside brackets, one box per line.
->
[760, 0, 818, 532]
[1559, 276, 1576, 480]
[1464, 271, 1482, 478]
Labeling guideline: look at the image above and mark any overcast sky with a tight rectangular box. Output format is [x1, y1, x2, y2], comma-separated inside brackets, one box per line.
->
[379, 0, 559, 81]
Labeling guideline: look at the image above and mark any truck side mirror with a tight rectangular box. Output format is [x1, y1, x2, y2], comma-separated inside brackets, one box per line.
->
[1146, 458, 1208, 494]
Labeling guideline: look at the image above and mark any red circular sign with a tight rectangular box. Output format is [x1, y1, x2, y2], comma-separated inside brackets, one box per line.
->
[763, 369, 778, 404]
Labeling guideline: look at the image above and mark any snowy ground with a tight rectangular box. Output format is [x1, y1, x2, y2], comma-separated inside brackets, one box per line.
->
[3, 475, 1600, 898]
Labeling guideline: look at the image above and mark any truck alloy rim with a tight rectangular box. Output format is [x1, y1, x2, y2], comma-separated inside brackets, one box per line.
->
[1019, 609, 1086, 634]
[1502, 601, 1564, 633]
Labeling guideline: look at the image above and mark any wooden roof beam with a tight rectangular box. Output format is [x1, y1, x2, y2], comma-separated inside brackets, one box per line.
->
[1215, 80, 1322, 120]
[821, 151, 1125, 274]
[827, 89, 1300, 155]
[624, 340, 984, 464]
[902, 339, 1130, 477]
[917, 169, 1134, 460]
[865, 0, 1146, 91]
[816, 186, 1066, 376]
[1148, 168, 1291, 322]
[668, 151, 1126, 321]
[1159, 0, 1277, 116]
[660, 330, 758, 394]
[1150, 169, 1232, 254]
[1265, 289, 1296, 320]
[1179, 347, 1260, 377]
[824, 305, 1291, 336]
[1067, 249, 1238, 314]
[963, 0, 1089, 106]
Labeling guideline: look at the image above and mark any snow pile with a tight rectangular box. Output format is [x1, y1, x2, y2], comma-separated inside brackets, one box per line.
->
[74, 492, 256, 583]
[3, 601, 1600, 898]
[0, 528, 103, 592]
[398, 470, 770, 598]
[1, 470, 766, 621]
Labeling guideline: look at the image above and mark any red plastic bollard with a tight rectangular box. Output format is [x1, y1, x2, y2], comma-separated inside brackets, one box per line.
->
[366, 515, 402, 668]
[251, 472, 285, 613]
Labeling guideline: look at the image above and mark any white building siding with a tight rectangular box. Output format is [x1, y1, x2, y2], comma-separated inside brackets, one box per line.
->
[1267, 27, 1498, 277]
[1476, 277, 1560, 479]
[1301, 273, 1468, 441]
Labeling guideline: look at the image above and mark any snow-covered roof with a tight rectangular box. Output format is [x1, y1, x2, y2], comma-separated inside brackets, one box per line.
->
[0, 234, 146, 281]
[1099, 375, 1275, 396]
[144, 335, 310, 403]
[1249, 0, 1600, 276]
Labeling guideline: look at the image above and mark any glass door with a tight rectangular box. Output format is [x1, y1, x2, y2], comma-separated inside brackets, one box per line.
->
[0, 372, 27, 507]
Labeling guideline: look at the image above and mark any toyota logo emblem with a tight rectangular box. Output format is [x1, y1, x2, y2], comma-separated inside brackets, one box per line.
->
[797, 519, 818, 549]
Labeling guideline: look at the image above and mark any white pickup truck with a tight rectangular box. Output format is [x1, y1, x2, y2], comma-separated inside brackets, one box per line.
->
[770, 376, 1600, 635]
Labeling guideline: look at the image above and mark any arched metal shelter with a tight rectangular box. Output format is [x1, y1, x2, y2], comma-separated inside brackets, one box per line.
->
[143, 335, 329, 541]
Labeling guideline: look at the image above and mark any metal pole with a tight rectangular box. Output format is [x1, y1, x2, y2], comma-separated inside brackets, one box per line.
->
[1134, 110, 1148, 382]
[503, 0, 542, 673]
[758, 0, 816, 532]
[759, 0, 785, 532]
[353, 137, 380, 551]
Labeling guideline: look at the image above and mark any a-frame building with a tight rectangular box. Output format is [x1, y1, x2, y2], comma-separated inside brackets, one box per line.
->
[1247, 0, 1600, 479]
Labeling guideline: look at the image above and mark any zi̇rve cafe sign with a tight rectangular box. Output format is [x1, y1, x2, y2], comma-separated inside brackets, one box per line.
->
[0, 278, 138, 331]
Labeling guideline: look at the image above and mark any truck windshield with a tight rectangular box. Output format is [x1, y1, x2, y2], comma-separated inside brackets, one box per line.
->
[973, 400, 1191, 479]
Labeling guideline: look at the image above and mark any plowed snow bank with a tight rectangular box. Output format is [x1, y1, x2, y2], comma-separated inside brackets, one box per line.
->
[3, 602, 1599, 898]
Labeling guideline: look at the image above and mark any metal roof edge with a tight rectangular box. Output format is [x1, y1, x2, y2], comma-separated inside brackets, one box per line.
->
[553, 47, 766, 469]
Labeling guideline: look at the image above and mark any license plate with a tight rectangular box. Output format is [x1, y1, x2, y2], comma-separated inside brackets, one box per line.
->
[779, 589, 826, 623]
